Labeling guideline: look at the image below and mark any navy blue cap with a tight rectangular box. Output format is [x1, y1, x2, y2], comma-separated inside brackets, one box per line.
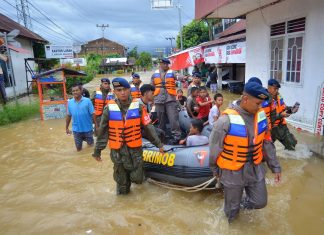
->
[112, 77, 130, 89]
[132, 73, 140, 79]
[248, 77, 262, 86]
[160, 58, 170, 64]
[268, 78, 281, 88]
[244, 82, 269, 100]
[101, 78, 110, 84]
[193, 72, 202, 78]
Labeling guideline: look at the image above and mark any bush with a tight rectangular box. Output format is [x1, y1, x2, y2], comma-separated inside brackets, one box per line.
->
[115, 70, 124, 75]
[65, 74, 93, 93]
[0, 102, 40, 126]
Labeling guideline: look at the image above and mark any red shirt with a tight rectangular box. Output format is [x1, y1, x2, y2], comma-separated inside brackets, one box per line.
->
[196, 96, 211, 119]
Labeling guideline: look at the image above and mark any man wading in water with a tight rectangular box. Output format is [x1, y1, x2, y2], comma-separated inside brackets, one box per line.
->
[92, 77, 164, 195]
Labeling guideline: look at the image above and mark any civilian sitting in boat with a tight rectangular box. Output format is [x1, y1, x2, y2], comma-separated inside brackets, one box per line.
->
[179, 119, 209, 146]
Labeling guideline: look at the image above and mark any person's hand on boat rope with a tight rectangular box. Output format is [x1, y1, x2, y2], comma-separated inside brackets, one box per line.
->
[159, 145, 165, 154]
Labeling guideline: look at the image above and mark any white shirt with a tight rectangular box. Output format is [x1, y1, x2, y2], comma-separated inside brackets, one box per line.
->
[186, 135, 209, 146]
[208, 105, 220, 126]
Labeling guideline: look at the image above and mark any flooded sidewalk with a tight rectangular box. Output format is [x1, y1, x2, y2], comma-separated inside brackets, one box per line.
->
[0, 73, 324, 234]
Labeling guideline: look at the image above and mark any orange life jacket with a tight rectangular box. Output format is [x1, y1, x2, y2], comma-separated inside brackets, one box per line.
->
[152, 69, 177, 96]
[130, 84, 141, 98]
[217, 108, 268, 171]
[273, 94, 287, 126]
[261, 98, 276, 130]
[107, 99, 150, 150]
[94, 88, 115, 116]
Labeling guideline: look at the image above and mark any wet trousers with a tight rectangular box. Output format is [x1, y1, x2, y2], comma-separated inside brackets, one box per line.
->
[155, 101, 181, 141]
[271, 124, 297, 150]
[110, 146, 144, 195]
[223, 179, 267, 223]
[0, 75, 7, 104]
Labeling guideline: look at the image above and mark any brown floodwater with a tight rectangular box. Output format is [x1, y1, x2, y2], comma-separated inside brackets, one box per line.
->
[1, 77, 324, 234]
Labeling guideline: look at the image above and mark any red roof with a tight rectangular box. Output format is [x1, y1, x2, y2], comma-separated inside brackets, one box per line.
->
[217, 20, 246, 38]
[0, 13, 47, 43]
[201, 33, 246, 47]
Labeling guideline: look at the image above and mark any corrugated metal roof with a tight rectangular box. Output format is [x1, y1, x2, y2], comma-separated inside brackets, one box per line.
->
[0, 13, 47, 43]
[32, 67, 87, 79]
[201, 33, 246, 47]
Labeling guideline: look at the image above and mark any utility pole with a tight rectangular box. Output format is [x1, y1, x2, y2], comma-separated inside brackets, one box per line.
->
[165, 37, 175, 55]
[96, 24, 109, 56]
[15, 0, 32, 29]
[176, 0, 183, 51]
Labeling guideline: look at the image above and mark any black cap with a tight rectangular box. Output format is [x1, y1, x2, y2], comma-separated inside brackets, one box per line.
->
[101, 78, 110, 84]
[248, 77, 262, 86]
[268, 78, 281, 88]
[244, 82, 269, 100]
[112, 77, 130, 89]
[160, 58, 170, 64]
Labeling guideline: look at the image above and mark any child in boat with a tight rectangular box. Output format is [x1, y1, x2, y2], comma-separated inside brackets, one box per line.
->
[208, 93, 223, 127]
[186, 86, 199, 118]
[179, 119, 209, 146]
[196, 86, 213, 125]
[176, 89, 187, 109]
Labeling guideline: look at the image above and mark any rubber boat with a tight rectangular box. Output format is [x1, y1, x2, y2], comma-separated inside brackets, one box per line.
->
[142, 110, 215, 187]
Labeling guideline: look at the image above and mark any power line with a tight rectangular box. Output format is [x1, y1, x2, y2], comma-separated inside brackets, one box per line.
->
[28, 0, 83, 42]
[96, 24, 109, 55]
[15, 0, 32, 29]
[3, 0, 73, 43]
[0, 8, 64, 43]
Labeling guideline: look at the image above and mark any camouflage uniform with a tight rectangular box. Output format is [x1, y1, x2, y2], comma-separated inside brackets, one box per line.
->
[93, 96, 163, 195]
[270, 110, 297, 150]
[269, 95, 297, 150]
[90, 87, 109, 126]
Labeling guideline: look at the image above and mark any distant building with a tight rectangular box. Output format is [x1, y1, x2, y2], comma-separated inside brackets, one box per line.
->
[100, 57, 135, 73]
[0, 13, 47, 98]
[79, 37, 126, 57]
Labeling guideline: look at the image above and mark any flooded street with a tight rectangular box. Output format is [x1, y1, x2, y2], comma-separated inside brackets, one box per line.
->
[0, 74, 323, 234]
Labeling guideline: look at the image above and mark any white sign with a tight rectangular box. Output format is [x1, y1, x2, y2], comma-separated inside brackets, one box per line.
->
[45, 45, 73, 59]
[60, 58, 87, 67]
[204, 41, 246, 64]
[315, 84, 324, 135]
[151, 0, 173, 9]
[42, 104, 67, 120]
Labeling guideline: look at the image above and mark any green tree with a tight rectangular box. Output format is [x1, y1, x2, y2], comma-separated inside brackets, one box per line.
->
[176, 20, 209, 49]
[205, 18, 221, 41]
[106, 53, 121, 58]
[128, 46, 139, 59]
[136, 52, 152, 69]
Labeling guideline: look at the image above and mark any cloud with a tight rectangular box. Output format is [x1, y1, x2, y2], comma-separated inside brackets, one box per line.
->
[3, 0, 195, 52]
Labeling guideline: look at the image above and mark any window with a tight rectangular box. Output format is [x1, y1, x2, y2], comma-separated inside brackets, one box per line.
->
[270, 37, 284, 82]
[270, 17, 305, 85]
[286, 36, 303, 83]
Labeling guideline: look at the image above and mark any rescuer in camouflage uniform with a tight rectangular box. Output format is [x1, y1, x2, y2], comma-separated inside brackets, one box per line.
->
[267, 79, 297, 150]
[90, 78, 114, 127]
[92, 77, 164, 195]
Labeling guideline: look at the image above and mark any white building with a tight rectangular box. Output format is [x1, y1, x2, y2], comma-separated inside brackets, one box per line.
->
[196, 0, 324, 135]
[0, 13, 47, 98]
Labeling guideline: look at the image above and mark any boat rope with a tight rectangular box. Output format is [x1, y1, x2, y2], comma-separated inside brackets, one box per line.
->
[147, 176, 219, 193]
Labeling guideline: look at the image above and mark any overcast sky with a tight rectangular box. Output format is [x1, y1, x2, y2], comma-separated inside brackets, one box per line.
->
[1, 0, 195, 53]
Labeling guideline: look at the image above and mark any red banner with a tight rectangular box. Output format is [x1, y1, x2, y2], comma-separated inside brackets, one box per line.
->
[169, 46, 204, 70]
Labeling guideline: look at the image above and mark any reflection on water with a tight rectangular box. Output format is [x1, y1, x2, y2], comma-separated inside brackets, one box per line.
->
[0, 93, 324, 234]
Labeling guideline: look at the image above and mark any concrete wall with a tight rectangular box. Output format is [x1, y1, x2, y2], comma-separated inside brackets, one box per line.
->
[6, 38, 35, 98]
[245, 0, 324, 132]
